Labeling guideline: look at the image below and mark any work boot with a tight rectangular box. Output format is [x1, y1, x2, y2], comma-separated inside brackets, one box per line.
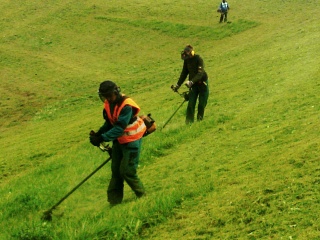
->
[136, 191, 145, 199]
[107, 187, 123, 205]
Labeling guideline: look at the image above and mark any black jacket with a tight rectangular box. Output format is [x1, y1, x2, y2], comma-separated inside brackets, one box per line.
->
[177, 54, 208, 86]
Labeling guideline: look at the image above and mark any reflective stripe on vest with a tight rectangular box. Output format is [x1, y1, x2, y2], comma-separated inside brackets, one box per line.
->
[118, 117, 146, 143]
[104, 97, 146, 144]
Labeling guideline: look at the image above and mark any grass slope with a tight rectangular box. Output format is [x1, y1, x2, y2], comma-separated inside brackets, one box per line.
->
[0, 0, 319, 239]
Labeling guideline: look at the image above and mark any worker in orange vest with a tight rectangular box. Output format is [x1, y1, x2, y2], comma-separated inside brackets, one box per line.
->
[90, 80, 146, 206]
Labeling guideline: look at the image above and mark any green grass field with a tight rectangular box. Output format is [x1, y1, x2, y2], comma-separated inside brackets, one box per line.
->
[1, 0, 319, 239]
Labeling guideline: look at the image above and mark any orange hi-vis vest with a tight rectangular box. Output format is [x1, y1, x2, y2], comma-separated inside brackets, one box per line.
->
[104, 97, 146, 144]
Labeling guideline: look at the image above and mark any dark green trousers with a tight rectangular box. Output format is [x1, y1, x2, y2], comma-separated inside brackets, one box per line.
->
[186, 81, 209, 123]
[107, 139, 145, 204]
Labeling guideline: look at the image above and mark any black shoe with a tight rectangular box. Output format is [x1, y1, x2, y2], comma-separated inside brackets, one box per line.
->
[136, 192, 145, 198]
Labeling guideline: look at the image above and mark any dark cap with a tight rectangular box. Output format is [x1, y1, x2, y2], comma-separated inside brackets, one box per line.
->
[98, 80, 117, 96]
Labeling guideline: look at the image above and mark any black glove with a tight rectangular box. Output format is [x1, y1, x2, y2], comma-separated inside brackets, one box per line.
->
[89, 133, 103, 147]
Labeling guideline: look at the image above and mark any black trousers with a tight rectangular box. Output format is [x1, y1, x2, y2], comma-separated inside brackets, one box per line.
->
[220, 12, 228, 22]
[186, 81, 209, 123]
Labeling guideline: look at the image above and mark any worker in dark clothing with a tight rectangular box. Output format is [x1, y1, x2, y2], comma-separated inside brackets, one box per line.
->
[218, 0, 230, 23]
[172, 45, 209, 124]
[89, 80, 146, 206]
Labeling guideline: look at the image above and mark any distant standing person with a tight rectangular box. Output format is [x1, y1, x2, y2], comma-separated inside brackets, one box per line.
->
[172, 45, 209, 124]
[89, 80, 146, 206]
[218, 0, 230, 23]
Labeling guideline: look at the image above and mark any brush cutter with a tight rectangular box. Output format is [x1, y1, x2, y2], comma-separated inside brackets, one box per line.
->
[161, 86, 189, 130]
[41, 143, 112, 221]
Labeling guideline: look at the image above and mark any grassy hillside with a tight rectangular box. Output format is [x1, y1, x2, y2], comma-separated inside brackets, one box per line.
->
[0, 0, 319, 239]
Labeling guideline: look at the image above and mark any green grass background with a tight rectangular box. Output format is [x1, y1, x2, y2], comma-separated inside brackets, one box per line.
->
[0, 0, 319, 239]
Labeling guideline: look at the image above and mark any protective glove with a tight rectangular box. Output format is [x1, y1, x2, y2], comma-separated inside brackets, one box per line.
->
[89, 132, 103, 147]
[171, 84, 180, 92]
[185, 81, 193, 88]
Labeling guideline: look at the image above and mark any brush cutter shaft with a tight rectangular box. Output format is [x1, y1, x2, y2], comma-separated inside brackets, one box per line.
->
[162, 100, 186, 129]
[47, 157, 111, 212]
